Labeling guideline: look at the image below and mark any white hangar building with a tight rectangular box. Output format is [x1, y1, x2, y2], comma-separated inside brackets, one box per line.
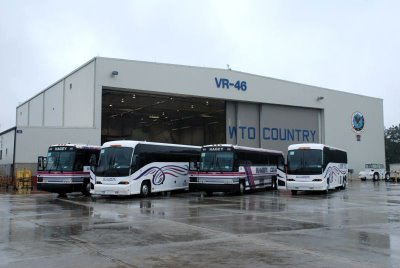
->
[0, 57, 385, 175]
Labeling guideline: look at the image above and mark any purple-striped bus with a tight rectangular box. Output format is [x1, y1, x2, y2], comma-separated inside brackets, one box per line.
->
[189, 144, 284, 196]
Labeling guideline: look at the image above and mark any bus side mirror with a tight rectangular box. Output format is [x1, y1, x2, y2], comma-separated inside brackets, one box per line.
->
[89, 155, 97, 166]
[90, 163, 97, 168]
[37, 156, 47, 171]
[90, 157, 98, 171]
[189, 160, 199, 171]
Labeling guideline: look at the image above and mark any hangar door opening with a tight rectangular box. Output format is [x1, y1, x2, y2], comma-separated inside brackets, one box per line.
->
[101, 89, 226, 145]
[226, 102, 322, 154]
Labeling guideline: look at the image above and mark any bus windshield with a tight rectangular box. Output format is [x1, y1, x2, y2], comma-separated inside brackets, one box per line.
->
[287, 149, 322, 175]
[94, 147, 133, 177]
[199, 151, 234, 172]
[46, 151, 75, 171]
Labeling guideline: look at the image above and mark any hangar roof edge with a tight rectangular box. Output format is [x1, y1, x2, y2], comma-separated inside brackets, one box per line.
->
[0, 126, 16, 136]
[16, 56, 383, 109]
[94, 57, 385, 101]
[16, 57, 97, 109]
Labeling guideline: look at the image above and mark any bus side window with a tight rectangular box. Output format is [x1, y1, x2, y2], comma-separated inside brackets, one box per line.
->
[75, 159, 83, 170]
[323, 148, 329, 169]
[232, 154, 239, 172]
[130, 155, 138, 170]
[138, 154, 151, 167]
[238, 152, 252, 166]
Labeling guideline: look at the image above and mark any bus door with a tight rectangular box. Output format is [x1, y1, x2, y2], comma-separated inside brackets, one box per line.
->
[277, 155, 287, 190]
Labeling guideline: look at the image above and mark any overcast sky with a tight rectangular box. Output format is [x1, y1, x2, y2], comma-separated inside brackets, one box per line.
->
[1, 0, 399, 132]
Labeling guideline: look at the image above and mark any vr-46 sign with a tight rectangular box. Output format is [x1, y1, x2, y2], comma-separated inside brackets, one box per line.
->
[215, 77, 247, 91]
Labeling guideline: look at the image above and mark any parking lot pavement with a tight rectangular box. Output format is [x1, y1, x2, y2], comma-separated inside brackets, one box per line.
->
[1, 180, 400, 268]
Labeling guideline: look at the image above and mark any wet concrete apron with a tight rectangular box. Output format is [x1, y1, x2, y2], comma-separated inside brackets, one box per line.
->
[0, 180, 399, 267]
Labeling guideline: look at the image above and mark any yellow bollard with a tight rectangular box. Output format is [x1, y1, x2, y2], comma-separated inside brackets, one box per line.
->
[24, 169, 32, 179]
[14, 169, 33, 194]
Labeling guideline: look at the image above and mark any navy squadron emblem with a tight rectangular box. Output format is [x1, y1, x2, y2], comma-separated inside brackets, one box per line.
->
[352, 112, 365, 132]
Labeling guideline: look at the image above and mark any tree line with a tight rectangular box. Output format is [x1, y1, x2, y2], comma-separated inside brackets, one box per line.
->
[385, 124, 400, 167]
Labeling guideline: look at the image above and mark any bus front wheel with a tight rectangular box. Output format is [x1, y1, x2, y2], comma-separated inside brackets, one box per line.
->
[341, 180, 347, 190]
[82, 182, 91, 196]
[238, 181, 245, 195]
[205, 191, 213, 196]
[57, 192, 67, 198]
[291, 190, 297, 195]
[271, 176, 277, 190]
[141, 181, 151, 197]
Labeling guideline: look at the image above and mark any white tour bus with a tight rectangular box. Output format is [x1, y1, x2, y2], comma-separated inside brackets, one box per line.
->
[277, 143, 348, 194]
[90, 140, 201, 197]
[189, 144, 284, 195]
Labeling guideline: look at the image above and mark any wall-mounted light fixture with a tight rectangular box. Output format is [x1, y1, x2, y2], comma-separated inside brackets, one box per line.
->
[111, 70, 119, 77]
[316, 96, 324, 101]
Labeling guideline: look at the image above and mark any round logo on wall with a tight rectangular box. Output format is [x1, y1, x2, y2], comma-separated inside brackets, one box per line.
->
[351, 111, 365, 133]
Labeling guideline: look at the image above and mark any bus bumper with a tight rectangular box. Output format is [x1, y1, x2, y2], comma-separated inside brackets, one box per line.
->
[93, 184, 134, 196]
[286, 181, 327, 191]
[189, 182, 238, 193]
[37, 182, 83, 193]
